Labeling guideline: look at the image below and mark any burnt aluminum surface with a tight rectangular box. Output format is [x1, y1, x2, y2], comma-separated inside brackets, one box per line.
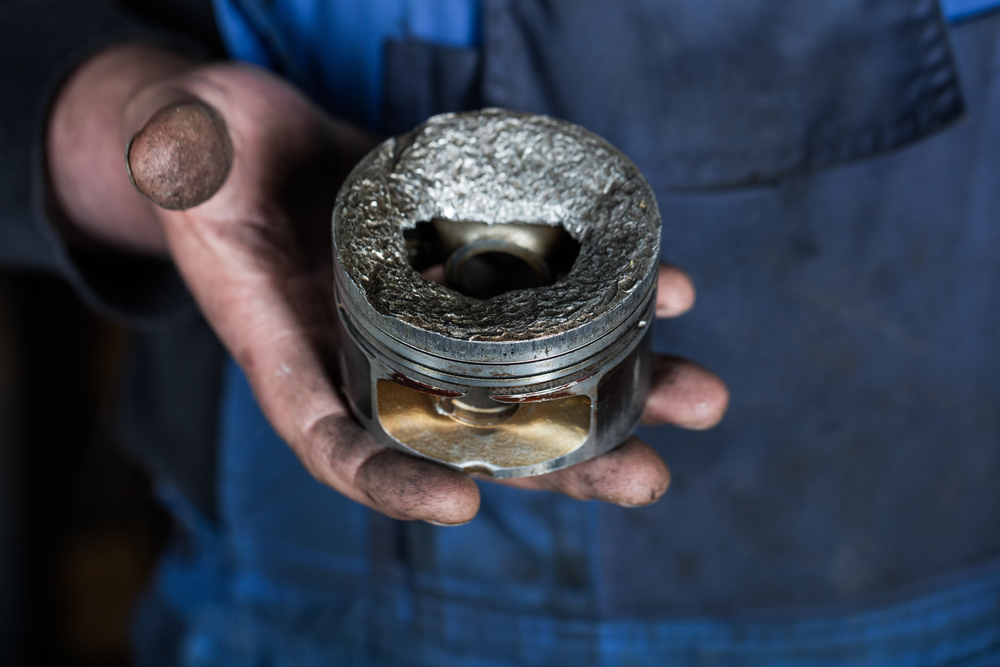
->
[333, 109, 661, 477]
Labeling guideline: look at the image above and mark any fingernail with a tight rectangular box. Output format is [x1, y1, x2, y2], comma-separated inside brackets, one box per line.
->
[126, 101, 233, 210]
[427, 519, 471, 527]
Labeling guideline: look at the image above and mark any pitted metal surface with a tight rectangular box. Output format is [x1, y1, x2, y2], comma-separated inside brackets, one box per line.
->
[333, 109, 660, 350]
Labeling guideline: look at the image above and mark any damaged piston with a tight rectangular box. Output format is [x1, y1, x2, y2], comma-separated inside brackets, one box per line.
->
[332, 109, 661, 477]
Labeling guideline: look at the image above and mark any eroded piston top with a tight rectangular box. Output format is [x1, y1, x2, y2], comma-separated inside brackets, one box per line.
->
[333, 109, 661, 364]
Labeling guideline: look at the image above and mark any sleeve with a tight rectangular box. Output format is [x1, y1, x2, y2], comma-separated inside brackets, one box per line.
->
[0, 0, 206, 327]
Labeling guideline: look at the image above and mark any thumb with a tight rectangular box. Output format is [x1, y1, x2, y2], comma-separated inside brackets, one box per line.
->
[126, 100, 232, 210]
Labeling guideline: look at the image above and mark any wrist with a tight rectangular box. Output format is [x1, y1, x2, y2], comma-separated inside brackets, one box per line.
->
[46, 44, 197, 257]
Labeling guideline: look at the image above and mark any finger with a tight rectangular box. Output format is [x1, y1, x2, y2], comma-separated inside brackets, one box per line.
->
[172, 237, 483, 525]
[656, 263, 696, 318]
[305, 415, 480, 525]
[357, 451, 480, 525]
[495, 437, 670, 507]
[641, 355, 729, 429]
[127, 100, 233, 209]
[228, 276, 483, 525]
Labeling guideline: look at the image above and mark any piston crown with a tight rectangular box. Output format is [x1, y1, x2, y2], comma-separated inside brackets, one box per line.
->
[333, 109, 661, 364]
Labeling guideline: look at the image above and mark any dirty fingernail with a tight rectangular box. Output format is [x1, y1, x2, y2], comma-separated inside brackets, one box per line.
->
[126, 101, 232, 210]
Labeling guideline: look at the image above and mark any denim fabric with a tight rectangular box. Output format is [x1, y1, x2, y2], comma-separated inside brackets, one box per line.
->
[142, 0, 1000, 664]
[942, 0, 1000, 20]
[209, 0, 480, 128]
[140, 360, 1000, 666]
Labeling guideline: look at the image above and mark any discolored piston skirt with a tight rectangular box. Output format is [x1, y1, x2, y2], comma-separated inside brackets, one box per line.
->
[332, 109, 661, 478]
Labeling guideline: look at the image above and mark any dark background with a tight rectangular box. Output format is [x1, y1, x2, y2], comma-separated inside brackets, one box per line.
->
[0, 269, 168, 667]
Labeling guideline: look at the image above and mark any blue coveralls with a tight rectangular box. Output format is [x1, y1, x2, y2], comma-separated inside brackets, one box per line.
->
[136, 1, 1000, 664]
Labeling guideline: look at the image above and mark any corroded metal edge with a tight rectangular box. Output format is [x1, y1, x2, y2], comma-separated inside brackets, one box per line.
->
[333, 109, 661, 362]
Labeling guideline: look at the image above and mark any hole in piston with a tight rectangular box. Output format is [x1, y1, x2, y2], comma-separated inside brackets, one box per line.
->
[447, 240, 549, 299]
[404, 218, 579, 299]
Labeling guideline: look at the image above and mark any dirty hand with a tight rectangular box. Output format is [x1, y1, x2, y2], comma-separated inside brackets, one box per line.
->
[47, 45, 729, 525]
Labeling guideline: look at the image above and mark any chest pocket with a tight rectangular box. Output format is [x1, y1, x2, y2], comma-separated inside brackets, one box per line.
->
[383, 0, 964, 189]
